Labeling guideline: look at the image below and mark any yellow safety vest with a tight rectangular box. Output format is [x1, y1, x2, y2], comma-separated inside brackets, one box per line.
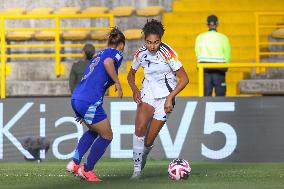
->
[195, 30, 231, 63]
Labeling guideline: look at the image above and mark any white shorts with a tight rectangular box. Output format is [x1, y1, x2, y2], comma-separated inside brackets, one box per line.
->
[142, 95, 169, 121]
[140, 81, 174, 121]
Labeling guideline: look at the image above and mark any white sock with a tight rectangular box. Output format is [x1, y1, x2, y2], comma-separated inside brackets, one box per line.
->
[133, 134, 145, 172]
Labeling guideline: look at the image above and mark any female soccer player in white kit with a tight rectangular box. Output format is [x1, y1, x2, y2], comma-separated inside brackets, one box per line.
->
[127, 19, 189, 179]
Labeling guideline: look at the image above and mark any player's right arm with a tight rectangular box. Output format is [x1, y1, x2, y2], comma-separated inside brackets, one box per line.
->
[127, 50, 142, 104]
[127, 67, 141, 104]
[104, 58, 123, 98]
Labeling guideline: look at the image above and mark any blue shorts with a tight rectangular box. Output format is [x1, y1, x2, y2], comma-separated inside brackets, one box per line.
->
[71, 99, 107, 125]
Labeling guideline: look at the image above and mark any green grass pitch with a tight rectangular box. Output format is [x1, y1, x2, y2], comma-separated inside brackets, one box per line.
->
[0, 159, 283, 189]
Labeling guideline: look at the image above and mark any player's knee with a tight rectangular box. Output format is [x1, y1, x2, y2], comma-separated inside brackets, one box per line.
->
[101, 131, 113, 140]
[101, 135, 113, 141]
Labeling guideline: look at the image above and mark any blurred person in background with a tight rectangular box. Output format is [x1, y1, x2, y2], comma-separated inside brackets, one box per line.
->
[69, 43, 95, 93]
[195, 15, 231, 96]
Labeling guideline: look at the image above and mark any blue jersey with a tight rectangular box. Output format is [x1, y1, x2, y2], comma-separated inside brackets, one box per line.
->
[72, 48, 123, 103]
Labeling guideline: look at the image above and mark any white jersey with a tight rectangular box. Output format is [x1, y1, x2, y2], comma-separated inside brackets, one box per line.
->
[132, 42, 182, 99]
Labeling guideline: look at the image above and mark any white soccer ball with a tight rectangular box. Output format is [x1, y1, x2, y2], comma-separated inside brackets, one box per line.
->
[168, 158, 191, 180]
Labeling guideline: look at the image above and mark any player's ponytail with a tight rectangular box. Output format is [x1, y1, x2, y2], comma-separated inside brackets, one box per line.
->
[108, 27, 125, 47]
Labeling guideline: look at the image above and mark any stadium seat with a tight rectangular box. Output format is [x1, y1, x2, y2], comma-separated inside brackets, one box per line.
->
[81, 6, 109, 14]
[55, 7, 81, 14]
[271, 28, 284, 39]
[90, 30, 109, 40]
[6, 31, 34, 41]
[27, 7, 54, 15]
[136, 6, 165, 16]
[62, 31, 89, 40]
[110, 6, 135, 17]
[34, 31, 56, 41]
[124, 29, 143, 40]
[1, 8, 26, 15]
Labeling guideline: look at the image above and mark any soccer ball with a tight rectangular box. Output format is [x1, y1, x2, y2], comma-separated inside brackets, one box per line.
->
[168, 158, 191, 180]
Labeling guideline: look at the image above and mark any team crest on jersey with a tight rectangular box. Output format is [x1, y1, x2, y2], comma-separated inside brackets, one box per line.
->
[115, 53, 122, 61]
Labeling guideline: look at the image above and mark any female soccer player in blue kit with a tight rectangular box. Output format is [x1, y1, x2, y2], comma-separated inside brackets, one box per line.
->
[66, 27, 125, 182]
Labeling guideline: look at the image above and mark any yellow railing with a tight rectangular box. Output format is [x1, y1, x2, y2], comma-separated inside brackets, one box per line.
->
[255, 12, 284, 73]
[0, 13, 114, 98]
[197, 63, 284, 96]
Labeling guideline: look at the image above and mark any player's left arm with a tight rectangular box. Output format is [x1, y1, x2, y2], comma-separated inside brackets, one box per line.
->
[165, 67, 189, 113]
[170, 67, 189, 98]
[162, 44, 189, 113]
[104, 58, 123, 98]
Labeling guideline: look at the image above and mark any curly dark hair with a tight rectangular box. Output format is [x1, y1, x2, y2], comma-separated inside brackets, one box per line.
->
[108, 27, 125, 46]
[142, 19, 165, 39]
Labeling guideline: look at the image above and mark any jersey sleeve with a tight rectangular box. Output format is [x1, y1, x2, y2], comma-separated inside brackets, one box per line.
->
[169, 57, 182, 72]
[105, 48, 123, 63]
[131, 49, 142, 70]
[160, 43, 182, 72]
[167, 47, 182, 71]
[131, 56, 140, 70]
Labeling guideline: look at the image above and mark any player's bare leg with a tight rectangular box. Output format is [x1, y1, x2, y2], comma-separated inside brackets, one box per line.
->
[131, 102, 154, 179]
[142, 119, 165, 170]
